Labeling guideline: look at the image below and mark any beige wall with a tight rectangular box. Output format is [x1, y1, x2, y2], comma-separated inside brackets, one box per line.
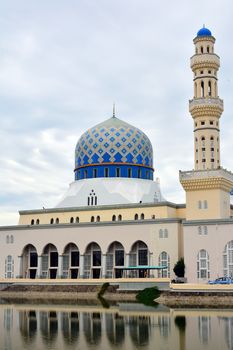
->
[18, 204, 186, 226]
[184, 222, 233, 283]
[185, 188, 230, 220]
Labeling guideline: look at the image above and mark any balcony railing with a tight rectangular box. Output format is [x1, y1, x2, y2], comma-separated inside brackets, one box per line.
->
[189, 97, 223, 110]
[190, 53, 220, 67]
[179, 168, 233, 183]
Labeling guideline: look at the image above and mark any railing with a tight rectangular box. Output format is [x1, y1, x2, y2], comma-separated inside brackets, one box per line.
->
[190, 53, 220, 67]
[189, 97, 223, 109]
[179, 168, 233, 182]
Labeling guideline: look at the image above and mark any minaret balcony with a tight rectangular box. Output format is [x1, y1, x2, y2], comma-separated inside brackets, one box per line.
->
[190, 53, 220, 70]
[189, 98, 223, 117]
[179, 168, 233, 191]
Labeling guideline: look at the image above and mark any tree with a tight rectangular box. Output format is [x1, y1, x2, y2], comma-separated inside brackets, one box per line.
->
[173, 258, 185, 277]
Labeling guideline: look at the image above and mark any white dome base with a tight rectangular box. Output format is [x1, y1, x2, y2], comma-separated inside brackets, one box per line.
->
[56, 178, 164, 208]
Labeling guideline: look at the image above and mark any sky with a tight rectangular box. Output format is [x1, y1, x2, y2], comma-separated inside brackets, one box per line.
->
[1, 0, 233, 225]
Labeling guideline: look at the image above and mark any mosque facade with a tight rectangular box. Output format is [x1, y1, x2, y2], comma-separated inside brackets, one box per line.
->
[0, 27, 233, 283]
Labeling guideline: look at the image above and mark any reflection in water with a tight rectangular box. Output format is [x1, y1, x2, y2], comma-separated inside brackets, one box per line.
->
[1, 302, 233, 350]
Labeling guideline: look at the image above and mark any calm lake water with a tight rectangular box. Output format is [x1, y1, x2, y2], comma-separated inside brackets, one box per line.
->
[0, 299, 233, 350]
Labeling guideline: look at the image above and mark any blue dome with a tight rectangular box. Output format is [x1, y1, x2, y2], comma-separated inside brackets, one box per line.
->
[197, 27, 212, 37]
[74, 116, 154, 181]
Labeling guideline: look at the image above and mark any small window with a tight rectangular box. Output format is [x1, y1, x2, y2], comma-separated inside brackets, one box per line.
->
[195, 137, 198, 142]
[96, 216, 100, 222]
[200, 70, 203, 74]
[210, 136, 214, 141]
[118, 214, 122, 221]
[201, 121, 205, 125]
[70, 217, 74, 223]
[76, 217, 79, 223]
[152, 215, 155, 219]
[140, 213, 144, 220]
[201, 136, 205, 141]
[84, 170, 88, 179]
[87, 197, 90, 206]
[10, 235, 14, 244]
[164, 229, 168, 238]
[195, 122, 197, 127]
[146, 170, 149, 179]
[116, 168, 120, 177]
[112, 215, 116, 221]
[198, 226, 202, 235]
[208, 70, 211, 74]
[105, 168, 109, 177]
[31, 219, 34, 225]
[50, 218, 54, 224]
[159, 229, 163, 238]
[138, 168, 141, 179]
[91, 216, 94, 222]
[95, 196, 97, 205]
[36, 219, 40, 225]
[204, 200, 208, 209]
[210, 121, 214, 125]
[93, 168, 97, 178]
[202, 159, 206, 162]
[211, 158, 214, 162]
[134, 214, 138, 220]
[56, 218, 59, 224]
[6, 235, 9, 244]
[198, 200, 202, 209]
[128, 168, 132, 178]
[207, 46, 210, 53]
[204, 226, 208, 235]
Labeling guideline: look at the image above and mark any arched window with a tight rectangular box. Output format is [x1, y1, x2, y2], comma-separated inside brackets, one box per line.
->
[207, 46, 210, 53]
[93, 168, 97, 178]
[203, 200, 208, 209]
[159, 229, 163, 238]
[197, 249, 210, 279]
[134, 214, 138, 220]
[6, 235, 9, 244]
[223, 240, 233, 277]
[201, 46, 203, 53]
[5, 255, 14, 278]
[138, 168, 141, 178]
[105, 168, 109, 177]
[128, 168, 132, 178]
[208, 81, 212, 96]
[91, 216, 94, 222]
[201, 81, 204, 97]
[76, 217, 79, 223]
[164, 229, 168, 238]
[70, 217, 74, 223]
[88, 190, 97, 206]
[118, 214, 122, 221]
[112, 215, 116, 221]
[96, 216, 100, 222]
[201, 136, 205, 147]
[31, 219, 34, 225]
[50, 218, 54, 224]
[84, 170, 88, 179]
[36, 219, 40, 225]
[195, 82, 197, 97]
[140, 213, 144, 220]
[56, 218, 59, 224]
[10, 235, 14, 244]
[158, 252, 170, 278]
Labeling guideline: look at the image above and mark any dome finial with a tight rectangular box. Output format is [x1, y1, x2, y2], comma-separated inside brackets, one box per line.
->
[113, 103, 116, 118]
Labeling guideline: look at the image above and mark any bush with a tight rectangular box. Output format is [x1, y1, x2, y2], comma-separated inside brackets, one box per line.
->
[173, 258, 185, 278]
[97, 282, 110, 298]
[136, 287, 160, 306]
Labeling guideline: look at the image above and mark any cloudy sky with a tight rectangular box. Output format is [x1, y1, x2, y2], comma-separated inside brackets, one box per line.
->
[1, 0, 233, 225]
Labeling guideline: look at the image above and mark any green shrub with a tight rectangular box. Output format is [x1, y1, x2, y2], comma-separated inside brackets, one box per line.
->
[97, 282, 110, 298]
[136, 287, 160, 306]
[173, 258, 185, 277]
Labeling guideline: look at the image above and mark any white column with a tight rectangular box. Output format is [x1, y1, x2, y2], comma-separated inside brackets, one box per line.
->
[79, 255, 84, 278]
[18, 256, 23, 278]
[125, 253, 130, 277]
[102, 254, 106, 278]
[58, 255, 63, 278]
[37, 256, 42, 278]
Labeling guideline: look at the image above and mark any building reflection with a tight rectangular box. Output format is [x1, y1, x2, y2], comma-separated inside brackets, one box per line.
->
[1, 305, 233, 350]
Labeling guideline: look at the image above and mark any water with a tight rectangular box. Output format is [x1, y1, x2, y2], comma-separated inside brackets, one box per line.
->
[0, 299, 233, 350]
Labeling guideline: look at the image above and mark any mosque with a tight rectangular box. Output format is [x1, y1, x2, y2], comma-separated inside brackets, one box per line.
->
[1, 27, 233, 283]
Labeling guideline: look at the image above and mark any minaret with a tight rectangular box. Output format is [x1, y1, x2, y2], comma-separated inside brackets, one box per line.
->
[180, 27, 233, 220]
[190, 26, 223, 170]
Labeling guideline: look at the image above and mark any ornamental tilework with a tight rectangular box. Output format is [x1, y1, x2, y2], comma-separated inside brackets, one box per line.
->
[75, 117, 153, 168]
